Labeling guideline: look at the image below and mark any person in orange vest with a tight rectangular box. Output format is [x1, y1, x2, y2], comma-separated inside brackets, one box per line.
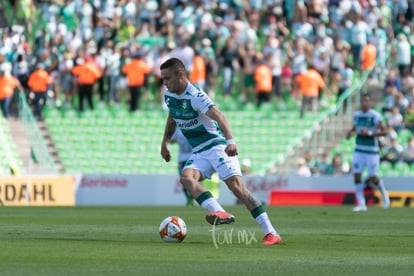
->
[71, 56, 102, 112]
[121, 52, 152, 112]
[27, 64, 53, 120]
[189, 51, 206, 91]
[295, 65, 325, 118]
[0, 68, 23, 119]
[361, 40, 377, 71]
[253, 54, 273, 107]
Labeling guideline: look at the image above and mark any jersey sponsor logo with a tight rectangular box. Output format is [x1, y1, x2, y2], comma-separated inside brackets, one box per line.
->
[177, 119, 198, 128]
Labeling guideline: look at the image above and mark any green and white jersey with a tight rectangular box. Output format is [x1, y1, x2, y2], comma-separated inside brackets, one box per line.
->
[164, 83, 226, 153]
[353, 109, 383, 154]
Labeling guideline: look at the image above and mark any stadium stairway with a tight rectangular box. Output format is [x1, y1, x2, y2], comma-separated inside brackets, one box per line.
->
[6, 117, 64, 174]
[275, 79, 386, 174]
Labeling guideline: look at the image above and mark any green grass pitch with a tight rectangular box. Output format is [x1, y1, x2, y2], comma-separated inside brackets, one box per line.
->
[0, 205, 413, 276]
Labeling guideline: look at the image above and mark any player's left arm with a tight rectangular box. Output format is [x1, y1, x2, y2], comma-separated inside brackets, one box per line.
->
[373, 121, 388, 137]
[205, 106, 238, 156]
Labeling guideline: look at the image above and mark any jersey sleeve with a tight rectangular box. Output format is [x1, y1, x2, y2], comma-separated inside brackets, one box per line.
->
[192, 90, 214, 114]
[352, 112, 358, 126]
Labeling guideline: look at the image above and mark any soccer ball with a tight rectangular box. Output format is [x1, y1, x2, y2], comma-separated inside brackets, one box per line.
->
[159, 216, 187, 243]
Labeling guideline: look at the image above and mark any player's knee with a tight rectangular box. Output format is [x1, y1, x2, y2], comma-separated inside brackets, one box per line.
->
[179, 175, 193, 187]
[225, 176, 246, 198]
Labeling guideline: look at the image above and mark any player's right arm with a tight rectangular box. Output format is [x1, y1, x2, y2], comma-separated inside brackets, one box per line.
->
[346, 125, 356, 140]
[161, 113, 177, 162]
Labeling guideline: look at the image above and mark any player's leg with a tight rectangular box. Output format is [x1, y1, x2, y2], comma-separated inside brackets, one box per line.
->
[366, 154, 390, 209]
[223, 175, 282, 245]
[180, 159, 230, 218]
[352, 152, 367, 211]
[178, 162, 193, 206]
[212, 146, 282, 245]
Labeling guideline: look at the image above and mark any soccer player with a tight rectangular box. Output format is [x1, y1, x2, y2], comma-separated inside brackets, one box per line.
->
[346, 93, 390, 212]
[160, 57, 282, 245]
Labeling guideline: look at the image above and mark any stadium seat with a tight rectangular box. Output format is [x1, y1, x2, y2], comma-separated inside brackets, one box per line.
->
[398, 128, 412, 144]
[44, 92, 337, 175]
[393, 162, 411, 176]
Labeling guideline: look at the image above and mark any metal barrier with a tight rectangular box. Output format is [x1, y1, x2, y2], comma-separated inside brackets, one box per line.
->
[18, 92, 57, 174]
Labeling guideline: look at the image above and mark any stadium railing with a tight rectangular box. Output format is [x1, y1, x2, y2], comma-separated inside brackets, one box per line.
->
[18, 92, 57, 174]
[270, 49, 391, 175]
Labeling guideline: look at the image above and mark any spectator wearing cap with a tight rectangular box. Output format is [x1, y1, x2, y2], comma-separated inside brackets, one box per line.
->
[27, 64, 53, 120]
[0, 69, 23, 119]
[121, 52, 152, 112]
[71, 57, 102, 112]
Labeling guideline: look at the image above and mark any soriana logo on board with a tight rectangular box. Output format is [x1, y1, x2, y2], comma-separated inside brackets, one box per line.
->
[0, 176, 75, 206]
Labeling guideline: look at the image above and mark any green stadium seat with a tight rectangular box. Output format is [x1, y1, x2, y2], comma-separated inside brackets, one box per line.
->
[393, 162, 411, 176]
[45, 95, 335, 175]
[398, 129, 412, 144]
[379, 162, 393, 176]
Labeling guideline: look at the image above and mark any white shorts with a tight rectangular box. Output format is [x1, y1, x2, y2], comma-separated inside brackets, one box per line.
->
[183, 144, 242, 181]
[352, 151, 380, 176]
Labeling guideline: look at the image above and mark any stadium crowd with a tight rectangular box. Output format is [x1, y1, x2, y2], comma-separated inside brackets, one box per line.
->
[1, 0, 414, 174]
